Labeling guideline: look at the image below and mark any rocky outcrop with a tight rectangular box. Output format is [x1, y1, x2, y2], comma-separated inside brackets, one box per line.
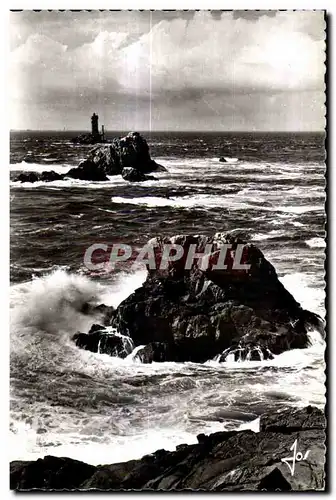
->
[72, 324, 134, 358]
[14, 162, 108, 183]
[101, 233, 324, 363]
[121, 167, 157, 182]
[40, 171, 64, 182]
[14, 172, 40, 183]
[13, 171, 64, 183]
[88, 132, 167, 178]
[13, 132, 166, 183]
[10, 405, 326, 491]
[64, 159, 108, 182]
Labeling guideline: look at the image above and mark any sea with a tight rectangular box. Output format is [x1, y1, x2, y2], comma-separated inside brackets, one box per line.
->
[10, 130, 326, 466]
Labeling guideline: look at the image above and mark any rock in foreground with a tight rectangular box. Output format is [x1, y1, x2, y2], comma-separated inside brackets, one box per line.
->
[10, 405, 326, 491]
[102, 233, 324, 363]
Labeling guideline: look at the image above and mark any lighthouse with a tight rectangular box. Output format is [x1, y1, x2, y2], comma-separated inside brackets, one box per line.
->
[91, 113, 99, 137]
[72, 113, 105, 144]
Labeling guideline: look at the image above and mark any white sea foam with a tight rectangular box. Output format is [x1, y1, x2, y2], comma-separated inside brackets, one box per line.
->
[276, 205, 324, 214]
[10, 176, 127, 189]
[111, 194, 252, 210]
[305, 237, 326, 248]
[279, 272, 325, 317]
[10, 260, 325, 467]
[10, 161, 70, 173]
[251, 230, 286, 241]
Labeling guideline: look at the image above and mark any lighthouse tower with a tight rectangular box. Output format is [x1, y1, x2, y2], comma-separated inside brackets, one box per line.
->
[91, 113, 99, 137]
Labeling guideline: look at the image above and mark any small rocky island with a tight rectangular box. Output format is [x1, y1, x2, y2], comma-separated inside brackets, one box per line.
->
[14, 123, 166, 183]
[10, 405, 326, 491]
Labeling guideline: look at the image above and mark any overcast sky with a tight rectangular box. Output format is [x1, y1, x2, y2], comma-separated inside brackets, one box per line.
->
[10, 10, 325, 131]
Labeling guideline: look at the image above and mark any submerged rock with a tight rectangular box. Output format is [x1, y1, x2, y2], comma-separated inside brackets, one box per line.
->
[10, 406, 326, 491]
[121, 167, 157, 182]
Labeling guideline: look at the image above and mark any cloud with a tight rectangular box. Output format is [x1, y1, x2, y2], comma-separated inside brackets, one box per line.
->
[232, 10, 277, 21]
[115, 11, 325, 95]
[10, 10, 325, 130]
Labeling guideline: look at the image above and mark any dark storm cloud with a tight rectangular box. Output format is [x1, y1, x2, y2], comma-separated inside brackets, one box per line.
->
[10, 10, 325, 131]
[232, 11, 277, 21]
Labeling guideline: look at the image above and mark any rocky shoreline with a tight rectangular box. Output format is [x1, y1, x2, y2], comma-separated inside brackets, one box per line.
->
[10, 405, 326, 491]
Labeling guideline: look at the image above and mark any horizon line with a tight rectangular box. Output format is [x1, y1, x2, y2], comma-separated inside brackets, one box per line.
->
[10, 129, 325, 134]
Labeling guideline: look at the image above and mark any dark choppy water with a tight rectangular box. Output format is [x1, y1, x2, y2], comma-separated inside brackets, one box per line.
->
[10, 131, 326, 465]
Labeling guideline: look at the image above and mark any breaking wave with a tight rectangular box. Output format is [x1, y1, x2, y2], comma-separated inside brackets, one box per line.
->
[10, 267, 325, 465]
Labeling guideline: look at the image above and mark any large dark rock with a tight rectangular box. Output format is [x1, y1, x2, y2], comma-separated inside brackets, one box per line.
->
[88, 132, 167, 176]
[65, 159, 108, 182]
[90, 143, 122, 175]
[10, 406, 326, 491]
[110, 233, 324, 363]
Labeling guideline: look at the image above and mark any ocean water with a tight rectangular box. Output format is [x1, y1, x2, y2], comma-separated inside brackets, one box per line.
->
[10, 131, 326, 466]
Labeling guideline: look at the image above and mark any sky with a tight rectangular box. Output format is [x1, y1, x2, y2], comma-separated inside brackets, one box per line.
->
[9, 10, 326, 131]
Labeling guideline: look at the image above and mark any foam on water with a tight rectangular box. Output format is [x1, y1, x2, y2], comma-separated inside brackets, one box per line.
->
[10, 141, 326, 467]
[305, 237, 326, 248]
[279, 272, 325, 317]
[10, 266, 325, 466]
[10, 161, 71, 173]
[111, 195, 253, 210]
[10, 157, 324, 195]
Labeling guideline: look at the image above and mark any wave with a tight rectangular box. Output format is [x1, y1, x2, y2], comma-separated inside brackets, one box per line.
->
[9, 268, 252, 465]
[111, 194, 254, 210]
[251, 230, 287, 241]
[279, 272, 325, 317]
[305, 237, 326, 248]
[10, 161, 72, 173]
[10, 268, 325, 467]
[10, 269, 146, 338]
[10, 177, 127, 189]
[276, 205, 324, 214]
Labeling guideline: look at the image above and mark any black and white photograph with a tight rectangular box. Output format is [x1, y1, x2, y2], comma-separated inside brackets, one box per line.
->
[9, 9, 326, 491]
